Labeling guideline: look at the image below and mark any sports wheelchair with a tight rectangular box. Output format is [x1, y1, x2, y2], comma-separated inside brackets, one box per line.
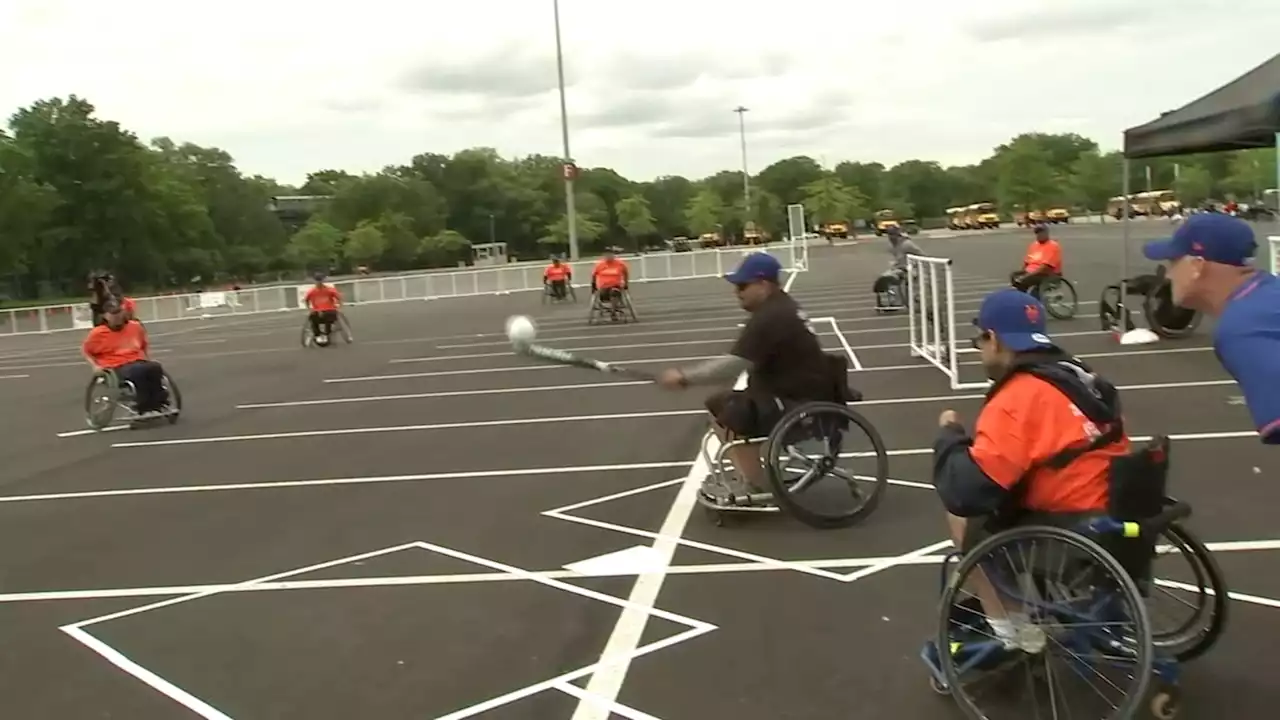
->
[1013, 272, 1078, 320]
[84, 366, 183, 430]
[1099, 267, 1201, 339]
[587, 287, 638, 324]
[697, 354, 890, 529]
[922, 436, 1228, 720]
[542, 281, 577, 305]
[874, 264, 908, 313]
[301, 310, 354, 348]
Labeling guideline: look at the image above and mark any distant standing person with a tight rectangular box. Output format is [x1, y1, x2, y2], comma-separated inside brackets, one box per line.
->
[1142, 213, 1280, 444]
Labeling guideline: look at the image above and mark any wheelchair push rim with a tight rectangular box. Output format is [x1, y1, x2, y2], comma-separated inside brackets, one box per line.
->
[159, 372, 183, 424]
[1039, 278, 1078, 320]
[1143, 282, 1200, 339]
[937, 525, 1155, 720]
[763, 402, 889, 529]
[302, 312, 353, 347]
[84, 372, 121, 430]
[1146, 522, 1228, 662]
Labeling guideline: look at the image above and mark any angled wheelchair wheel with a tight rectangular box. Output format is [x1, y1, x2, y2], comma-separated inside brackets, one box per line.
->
[1098, 285, 1127, 332]
[1039, 277, 1078, 320]
[336, 311, 354, 343]
[939, 525, 1155, 720]
[620, 291, 639, 323]
[160, 372, 183, 424]
[1147, 522, 1228, 662]
[762, 401, 889, 529]
[1143, 280, 1201, 339]
[84, 371, 121, 430]
[300, 317, 316, 347]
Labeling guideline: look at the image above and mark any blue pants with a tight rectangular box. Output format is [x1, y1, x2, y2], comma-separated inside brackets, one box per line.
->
[115, 360, 167, 412]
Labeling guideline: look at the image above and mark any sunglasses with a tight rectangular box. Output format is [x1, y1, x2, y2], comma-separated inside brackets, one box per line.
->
[971, 330, 993, 349]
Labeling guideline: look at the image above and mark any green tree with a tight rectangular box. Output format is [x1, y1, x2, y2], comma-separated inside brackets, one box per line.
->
[1068, 150, 1122, 211]
[994, 137, 1058, 212]
[615, 195, 657, 243]
[344, 221, 387, 267]
[684, 188, 724, 235]
[1173, 165, 1214, 207]
[288, 218, 342, 269]
[800, 176, 869, 225]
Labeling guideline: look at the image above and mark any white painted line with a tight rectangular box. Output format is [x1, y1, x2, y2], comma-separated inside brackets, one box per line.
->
[4, 538, 1277, 606]
[568, 269, 798, 720]
[564, 546, 669, 577]
[110, 409, 708, 447]
[855, 344, 1217, 374]
[60, 542, 424, 718]
[0, 374, 30, 380]
[1154, 578, 1280, 609]
[553, 682, 662, 720]
[0, 460, 694, 504]
[237, 379, 651, 409]
[56, 425, 128, 438]
[116, 378, 1245, 446]
[62, 626, 234, 719]
[324, 354, 720, 384]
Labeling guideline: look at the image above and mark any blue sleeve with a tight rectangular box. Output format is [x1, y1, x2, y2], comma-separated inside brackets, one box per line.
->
[1216, 320, 1280, 444]
[932, 423, 1012, 516]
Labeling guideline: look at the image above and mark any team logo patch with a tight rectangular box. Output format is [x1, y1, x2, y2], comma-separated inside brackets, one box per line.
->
[1024, 304, 1040, 323]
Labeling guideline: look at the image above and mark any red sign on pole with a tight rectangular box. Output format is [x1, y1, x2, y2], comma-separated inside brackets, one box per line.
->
[562, 162, 578, 181]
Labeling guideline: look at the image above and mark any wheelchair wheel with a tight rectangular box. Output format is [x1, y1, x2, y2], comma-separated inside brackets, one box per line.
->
[335, 311, 354, 343]
[1143, 280, 1200, 339]
[1039, 277, 1078, 320]
[84, 372, 121, 430]
[1148, 522, 1228, 662]
[159, 372, 183, 424]
[762, 402, 889, 529]
[939, 525, 1155, 720]
[1098, 285, 1129, 332]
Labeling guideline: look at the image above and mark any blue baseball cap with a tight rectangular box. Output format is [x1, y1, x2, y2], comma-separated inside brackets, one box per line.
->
[973, 289, 1055, 352]
[725, 252, 782, 284]
[1142, 213, 1256, 266]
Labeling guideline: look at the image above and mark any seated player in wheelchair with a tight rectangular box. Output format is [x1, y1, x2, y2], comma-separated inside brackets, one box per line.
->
[656, 253, 857, 500]
[874, 227, 925, 310]
[81, 298, 170, 416]
[932, 289, 1128, 652]
[303, 273, 343, 344]
[1009, 225, 1063, 297]
[591, 249, 629, 308]
[543, 257, 572, 299]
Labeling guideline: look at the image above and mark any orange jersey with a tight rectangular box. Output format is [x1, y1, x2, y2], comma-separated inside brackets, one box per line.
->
[544, 264, 571, 281]
[592, 259, 628, 289]
[1024, 239, 1063, 274]
[305, 285, 342, 311]
[971, 373, 1129, 513]
[83, 321, 149, 370]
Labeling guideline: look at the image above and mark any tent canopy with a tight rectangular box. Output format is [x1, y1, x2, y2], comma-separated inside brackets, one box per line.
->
[1123, 53, 1280, 159]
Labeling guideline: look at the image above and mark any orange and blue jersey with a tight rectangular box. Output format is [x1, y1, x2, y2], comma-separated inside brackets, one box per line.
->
[1214, 271, 1280, 444]
[592, 259, 628, 290]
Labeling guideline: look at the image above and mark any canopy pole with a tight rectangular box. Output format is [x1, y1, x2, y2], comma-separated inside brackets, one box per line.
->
[1120, 159, 1130, 313]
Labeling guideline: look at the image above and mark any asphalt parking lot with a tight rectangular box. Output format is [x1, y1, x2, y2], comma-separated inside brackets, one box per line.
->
[1, 220, 1278, 719]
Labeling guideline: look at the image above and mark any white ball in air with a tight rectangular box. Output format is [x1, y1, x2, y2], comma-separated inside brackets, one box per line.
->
[505, 315, 537, 344]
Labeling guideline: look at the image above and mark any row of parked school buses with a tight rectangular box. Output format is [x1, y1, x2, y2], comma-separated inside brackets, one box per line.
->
[945, 202, 1074, 230]
[1106, 190, 1183, 218]
[816, 210, 922, 240]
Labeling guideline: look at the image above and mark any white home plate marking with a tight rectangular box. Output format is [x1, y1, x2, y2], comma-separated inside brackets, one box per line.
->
[564, 546, 667, 577]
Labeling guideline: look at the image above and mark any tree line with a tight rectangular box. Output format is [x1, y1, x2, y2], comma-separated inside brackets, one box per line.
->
[1, 95, 1275, 300]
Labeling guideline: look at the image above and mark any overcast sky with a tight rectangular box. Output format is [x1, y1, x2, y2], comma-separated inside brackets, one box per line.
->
[2, 0, 1276, 185]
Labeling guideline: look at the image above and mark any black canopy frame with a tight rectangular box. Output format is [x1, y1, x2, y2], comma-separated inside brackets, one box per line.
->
[1114, 53, 1280, 330]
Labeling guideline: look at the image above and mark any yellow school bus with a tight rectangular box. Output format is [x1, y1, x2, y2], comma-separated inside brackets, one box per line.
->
[944, 207, 967, 230]
[820, 222, 849, 239]
[967, 202, 1000, 229]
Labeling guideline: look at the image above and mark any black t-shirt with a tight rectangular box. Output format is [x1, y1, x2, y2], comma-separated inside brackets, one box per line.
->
[730, 290, 833, 400]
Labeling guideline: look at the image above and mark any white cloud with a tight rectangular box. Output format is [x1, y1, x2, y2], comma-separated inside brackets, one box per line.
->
[1, 0, 1276, 185]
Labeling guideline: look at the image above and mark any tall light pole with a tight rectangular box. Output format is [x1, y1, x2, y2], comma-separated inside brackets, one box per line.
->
[553, 0, 579, 260]
[734, 106, 751, 225]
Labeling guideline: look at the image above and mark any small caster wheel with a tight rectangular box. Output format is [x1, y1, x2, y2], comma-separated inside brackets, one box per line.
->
[928, 676, 950, 696]
[1149, 685, 1181, 719]
[701, 506, 723, 526]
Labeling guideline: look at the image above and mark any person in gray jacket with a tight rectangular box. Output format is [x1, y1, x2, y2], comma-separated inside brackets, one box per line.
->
[873, 227, 925, 310]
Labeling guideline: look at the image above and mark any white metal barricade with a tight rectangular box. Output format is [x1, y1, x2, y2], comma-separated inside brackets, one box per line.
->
[0, 240, 809, 337]
[906, 255, 989, 390]
[1270, 235, 1279, 274]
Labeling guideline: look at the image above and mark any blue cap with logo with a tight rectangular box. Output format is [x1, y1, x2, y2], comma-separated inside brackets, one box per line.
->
[1142, 213, 1256, 266]
[974, 288, 1055, 352]
[725, 252, 783, 284]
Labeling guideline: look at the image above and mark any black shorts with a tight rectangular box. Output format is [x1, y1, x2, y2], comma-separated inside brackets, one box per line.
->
[705, 389, 786, 439]
[960, 510, 1104, 554]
